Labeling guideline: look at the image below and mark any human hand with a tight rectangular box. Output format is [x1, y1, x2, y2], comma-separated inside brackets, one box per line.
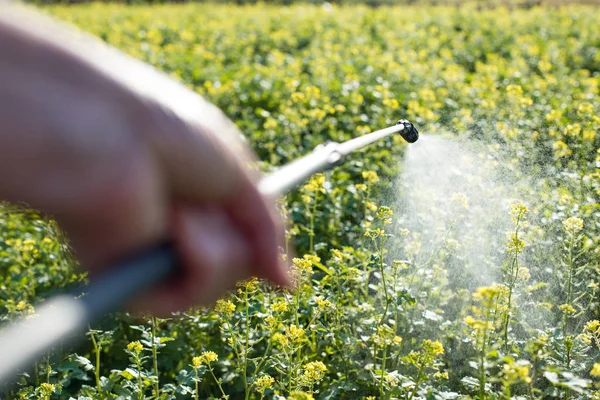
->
[0, 8, 290, 316]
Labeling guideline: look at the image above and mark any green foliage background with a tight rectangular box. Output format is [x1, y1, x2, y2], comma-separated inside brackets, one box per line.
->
[1, 3, 599, 399]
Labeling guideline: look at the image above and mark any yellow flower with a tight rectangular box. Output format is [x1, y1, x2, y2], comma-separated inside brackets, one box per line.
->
[423, 339, 444, 357]
[538, 59, 552, 73]
[564, 123, 582, 137]
[203, 351, 218, 363]
[373, 325, 395, 346]
[271, 300, 288, 313]
[563, 217, 584, 235]
[365, 228, 384, 239]
[214, 299, 236, 317]
[127, 341, 143, 354]
[583, 129, 595, 142]
[285, 324, 306, 345]
[510, 202, 528, 223]
[331, 249, 345, 260]
[272, 332, 289, 347]
[545, 109, 562, 123]
[465, 315, 495, 333]
[585, 320, 600, 333]
[304, 173, 325, 193]
[38, 383, 56, 396]
[301, 361, 327, 384]
[248, 277, 260, 291]
[291, 92, 305, 102]
[577, 102, 594, 116]
[503, 360, 531, 384]
[376, 206, 393, 225]
[553, 140, 572, 158]
[434, 371, 449, 380]
[304, 254, 321, 265]
[22, 239, 36, 248]
[263, 118, 277, 129]
[507, 233, 526, 254]
[291, 256, 314, 282]
[383, 98, 400, 108]
[559, 303, 577, 314]
[519, 97, 533, 107]
[193, 351, 218, 367]
[288, 392, 315, 400]
[254, 374, 275, 392]
[265, 315, 278, 329]
[591, 363, 600, 377]
[315, 296, 332, 311]
[506, 84, 523, 96]
[473, 284, 508, 309]
[355, 183, 367, 192]
[192, 356, 203, 369]
[362, 171, 380, 184]
[517, 267, 531, 281]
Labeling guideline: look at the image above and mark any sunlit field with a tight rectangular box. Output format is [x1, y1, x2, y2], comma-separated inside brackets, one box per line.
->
[2, 3, 599, 399]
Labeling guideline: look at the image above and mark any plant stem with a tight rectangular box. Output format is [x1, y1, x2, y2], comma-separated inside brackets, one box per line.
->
[253, 340, 273, 379]
[479, 309, 490, 400]
[527, 381, 535, 400]
[243, 286, 250, 400]
[285, 348, 293, 394]
[208, 365, 227, 399]
[503, 221, 521, 350]
[89, 329, 102, 394]
[563, 234, 575, 337]
[565, 337, 572, 400]
[502, 256, 517, 350]
[378, 234, 389, 327]
[136, 356, 143, 400]
[407, 358, 425, 400]
[34, 362, 39, 387]
[194, 368, 199, 400]
[45, 354, 51, 383]
[309, 190, 319, 254]
[379, 344, 388, 399]
[151, 317, 160, 399]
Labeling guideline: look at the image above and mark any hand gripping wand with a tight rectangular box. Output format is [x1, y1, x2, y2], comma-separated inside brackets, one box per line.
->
[0, 119, 418, 388]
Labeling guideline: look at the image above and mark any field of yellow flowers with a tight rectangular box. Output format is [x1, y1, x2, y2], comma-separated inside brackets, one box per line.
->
[1, 3, 599, 399]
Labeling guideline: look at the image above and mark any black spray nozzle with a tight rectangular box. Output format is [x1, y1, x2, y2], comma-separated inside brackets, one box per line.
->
[397, 119, 419, 143]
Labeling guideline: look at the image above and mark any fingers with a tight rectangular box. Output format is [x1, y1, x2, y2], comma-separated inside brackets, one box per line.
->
[130, 207, 251, 317]
[226, 183, 291, 288]
[142, 99, 291, 293]
[115, 58, 291, 308]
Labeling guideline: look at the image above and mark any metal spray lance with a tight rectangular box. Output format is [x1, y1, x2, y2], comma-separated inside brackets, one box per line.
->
[0, 119, 418, 388]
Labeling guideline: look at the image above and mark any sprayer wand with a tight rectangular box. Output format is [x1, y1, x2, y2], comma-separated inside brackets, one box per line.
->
[0, 119, 418, 388]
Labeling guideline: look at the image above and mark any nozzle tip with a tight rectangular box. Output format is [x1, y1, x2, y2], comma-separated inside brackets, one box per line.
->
[396, 119, 419, 143]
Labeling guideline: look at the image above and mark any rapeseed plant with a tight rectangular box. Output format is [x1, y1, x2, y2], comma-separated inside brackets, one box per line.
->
[2, 3, 600, 399]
